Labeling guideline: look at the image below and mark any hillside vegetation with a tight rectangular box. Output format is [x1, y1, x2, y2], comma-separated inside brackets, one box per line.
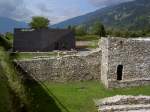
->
[53, 0, 150, 31]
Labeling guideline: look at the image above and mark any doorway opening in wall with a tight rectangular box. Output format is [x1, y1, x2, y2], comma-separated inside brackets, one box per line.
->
[117, 65, 123, 80]
[55, 42, 59, 50]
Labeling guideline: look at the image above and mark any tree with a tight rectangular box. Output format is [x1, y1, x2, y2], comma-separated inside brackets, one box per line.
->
[67, 25, 72, 30]
[100, 24, 106, 37]
[75, 25, 87, 36]
[67, 25, 76, 34]
[29, 16, 50, 29]
[91, 21, 106, 37]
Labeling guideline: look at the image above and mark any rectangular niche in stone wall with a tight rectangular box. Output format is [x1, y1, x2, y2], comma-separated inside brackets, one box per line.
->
[117, 65, 123, 80]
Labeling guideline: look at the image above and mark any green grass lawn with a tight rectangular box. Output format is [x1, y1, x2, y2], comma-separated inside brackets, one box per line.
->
[39, 81, 150, 112]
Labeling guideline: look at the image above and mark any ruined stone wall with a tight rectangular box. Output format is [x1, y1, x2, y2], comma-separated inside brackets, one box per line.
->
[101, 37, 150, 88]
[15, 37, 150, 88]
[15, 49, 101, 82]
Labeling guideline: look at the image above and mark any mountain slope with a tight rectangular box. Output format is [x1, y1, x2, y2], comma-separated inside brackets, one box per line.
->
[53, 0, 150, 30]
[0, 17, 28, 33]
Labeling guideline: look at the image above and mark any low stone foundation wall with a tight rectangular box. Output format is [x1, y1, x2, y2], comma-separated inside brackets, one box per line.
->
[95, 95, 150, 112]
[108, 78, 150, 88]
[14, 49, 101, 82]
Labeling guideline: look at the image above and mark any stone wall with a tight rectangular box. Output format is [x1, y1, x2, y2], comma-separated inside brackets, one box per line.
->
[95, 95, 150, 112]
[101, 37, 150, 88]
[14, 49, 101, 82]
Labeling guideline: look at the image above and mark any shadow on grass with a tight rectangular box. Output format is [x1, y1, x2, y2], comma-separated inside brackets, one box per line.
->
[14, 62, 69, 112]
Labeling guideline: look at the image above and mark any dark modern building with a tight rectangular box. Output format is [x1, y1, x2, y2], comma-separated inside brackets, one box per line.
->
[13, 28, 75, 52]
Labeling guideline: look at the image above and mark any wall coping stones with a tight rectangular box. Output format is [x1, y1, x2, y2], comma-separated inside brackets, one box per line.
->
[15, 48, 101, 62]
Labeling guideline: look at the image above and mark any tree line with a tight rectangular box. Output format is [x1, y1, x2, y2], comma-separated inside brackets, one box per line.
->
[67, 21, 106, 37]
[1, 16, 150, 40]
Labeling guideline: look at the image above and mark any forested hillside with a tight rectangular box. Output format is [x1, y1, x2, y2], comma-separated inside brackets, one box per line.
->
[53, 0, 150, 31]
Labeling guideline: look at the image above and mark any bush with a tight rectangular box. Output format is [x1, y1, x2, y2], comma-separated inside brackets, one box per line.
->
[0, 35, 12, 49]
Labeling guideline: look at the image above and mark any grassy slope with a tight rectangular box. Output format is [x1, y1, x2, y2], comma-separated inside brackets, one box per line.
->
[0, 65, 12, 112]
[44, 81, 150, 112]
[0, 46, 30, 112]
[0, 36, 21, 112]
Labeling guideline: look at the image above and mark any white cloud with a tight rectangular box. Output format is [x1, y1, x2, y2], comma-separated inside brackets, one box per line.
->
[0, 0, 33, 21]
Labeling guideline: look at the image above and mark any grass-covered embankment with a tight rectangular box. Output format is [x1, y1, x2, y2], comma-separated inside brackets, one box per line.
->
[0, 64, 12, 112]
[0, 46, 25, 112]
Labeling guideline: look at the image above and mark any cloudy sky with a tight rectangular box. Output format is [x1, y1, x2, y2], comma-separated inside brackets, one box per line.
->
[0, 0, 134, 24]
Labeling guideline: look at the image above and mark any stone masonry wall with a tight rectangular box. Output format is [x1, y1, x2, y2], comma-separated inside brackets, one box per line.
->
[15, 49, 101, 82]
[101, 37, 150, 88]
